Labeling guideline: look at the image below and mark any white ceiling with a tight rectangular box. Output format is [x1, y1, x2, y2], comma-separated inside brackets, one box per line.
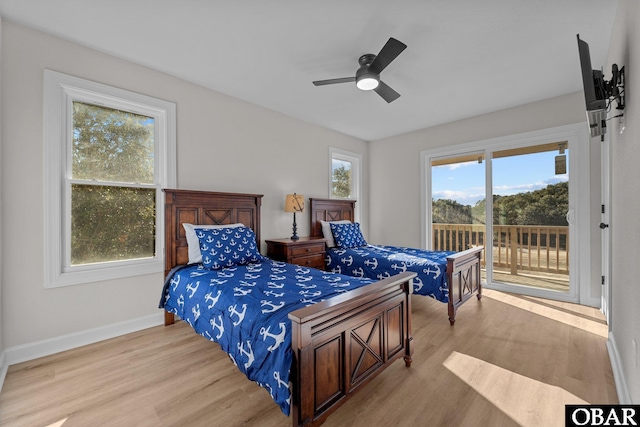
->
[0, 0, 619, 141]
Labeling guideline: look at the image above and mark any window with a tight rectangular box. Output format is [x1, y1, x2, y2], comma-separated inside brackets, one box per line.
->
[329, 147, 362, 220]
[44, 70, 176, 287]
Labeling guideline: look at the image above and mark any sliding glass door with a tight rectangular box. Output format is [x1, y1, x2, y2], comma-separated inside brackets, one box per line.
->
[426, 133, 580, 302]
[430, 153, 487, 282]
[489, 143, 570, 294]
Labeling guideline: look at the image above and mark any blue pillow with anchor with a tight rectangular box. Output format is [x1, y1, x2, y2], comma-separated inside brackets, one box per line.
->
[330, 222, 368, 248]
[195, 226, 266, 269]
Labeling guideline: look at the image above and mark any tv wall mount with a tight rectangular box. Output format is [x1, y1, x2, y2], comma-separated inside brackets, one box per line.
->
[577, 34, 626, 137]
[603, 63, 625, 111]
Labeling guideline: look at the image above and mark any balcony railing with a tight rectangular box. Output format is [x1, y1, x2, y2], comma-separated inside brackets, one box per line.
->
[432, 223, 569, 276]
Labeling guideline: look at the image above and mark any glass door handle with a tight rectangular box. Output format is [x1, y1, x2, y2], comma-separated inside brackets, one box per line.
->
[565, 209, 575, 225]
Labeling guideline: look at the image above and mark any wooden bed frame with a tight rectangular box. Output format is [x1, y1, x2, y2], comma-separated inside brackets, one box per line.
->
[162, 189, 416, 427]
[309, 198, 483, 325]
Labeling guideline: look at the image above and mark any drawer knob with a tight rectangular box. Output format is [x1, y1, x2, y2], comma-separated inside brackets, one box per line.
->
[306, 248, 311, 252]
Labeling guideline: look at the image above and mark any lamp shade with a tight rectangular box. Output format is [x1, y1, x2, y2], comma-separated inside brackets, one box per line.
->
[284, 193, 304, 212]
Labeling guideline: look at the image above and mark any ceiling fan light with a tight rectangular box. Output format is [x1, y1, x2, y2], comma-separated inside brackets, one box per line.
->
[356, 74, 379, 90]
[356, 76, 379, 90]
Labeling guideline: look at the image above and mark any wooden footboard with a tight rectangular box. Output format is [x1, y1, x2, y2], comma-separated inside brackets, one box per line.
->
[288, 271, 416, 427]
[446, 246, 483, 325]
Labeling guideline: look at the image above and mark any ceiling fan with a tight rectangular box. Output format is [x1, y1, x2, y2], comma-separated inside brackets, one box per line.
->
[312, 37, 407, 103]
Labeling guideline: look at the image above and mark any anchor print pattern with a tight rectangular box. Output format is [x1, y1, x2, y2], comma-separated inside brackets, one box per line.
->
[330, 222, 368, 248]
[326, 244, 454, 301]
[195, 226, 266, 270]
[159, 252, 374, 417]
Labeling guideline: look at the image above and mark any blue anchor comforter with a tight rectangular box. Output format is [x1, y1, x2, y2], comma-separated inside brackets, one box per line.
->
[326, 245, 454, 302]
[159, 260, 374, 416]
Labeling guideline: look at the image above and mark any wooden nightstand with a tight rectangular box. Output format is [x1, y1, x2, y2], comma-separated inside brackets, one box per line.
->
[265, 237, 327, 270]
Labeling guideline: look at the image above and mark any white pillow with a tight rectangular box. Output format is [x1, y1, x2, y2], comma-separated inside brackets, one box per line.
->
[320, 219, 352, 248]
[183, 223, 244, 264]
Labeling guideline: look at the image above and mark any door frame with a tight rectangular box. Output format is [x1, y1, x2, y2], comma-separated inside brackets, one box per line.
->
[601, 131, 612, 325]
[421, 123, 593, 305]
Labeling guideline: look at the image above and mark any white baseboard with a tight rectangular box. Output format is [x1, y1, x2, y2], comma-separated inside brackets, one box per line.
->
[607, 331, 632, 404]
[2, 312, 164, 369]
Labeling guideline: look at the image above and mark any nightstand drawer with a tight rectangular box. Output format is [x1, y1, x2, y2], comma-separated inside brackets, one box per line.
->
[290, 243, 324, 257]
[292, 253, 325, 269]
[265, 237, 327, 271]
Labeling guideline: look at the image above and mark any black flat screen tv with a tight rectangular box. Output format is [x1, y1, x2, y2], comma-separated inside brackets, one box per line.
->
[577, 34, 607, 137]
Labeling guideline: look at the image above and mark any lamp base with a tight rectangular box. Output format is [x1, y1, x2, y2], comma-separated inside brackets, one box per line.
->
[291, 212, 299, 240]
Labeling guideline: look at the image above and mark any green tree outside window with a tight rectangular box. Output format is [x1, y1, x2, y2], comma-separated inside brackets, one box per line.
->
[71, 102, 156, 265]
[332, 162, 352, 198]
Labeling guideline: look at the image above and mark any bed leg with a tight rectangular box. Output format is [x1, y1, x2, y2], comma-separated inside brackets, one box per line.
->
[164, 310, 175, 326]
[404, 337, 413, 367]
[448, 299, 455, 326]
[404, 279, 414, 367]
[404, 355, 412, 367]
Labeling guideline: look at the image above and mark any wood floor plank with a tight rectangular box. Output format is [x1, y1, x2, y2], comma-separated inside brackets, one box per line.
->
[0, 289, 616, 427]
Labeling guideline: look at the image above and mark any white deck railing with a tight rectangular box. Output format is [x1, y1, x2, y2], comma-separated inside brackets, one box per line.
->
[432, 224, 569, 275]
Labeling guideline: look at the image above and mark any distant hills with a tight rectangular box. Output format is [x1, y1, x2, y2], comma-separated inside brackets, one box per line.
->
[433, 181, 569, 226]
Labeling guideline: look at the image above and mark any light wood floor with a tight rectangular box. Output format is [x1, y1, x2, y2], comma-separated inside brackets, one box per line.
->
[0, 289, 617, 427]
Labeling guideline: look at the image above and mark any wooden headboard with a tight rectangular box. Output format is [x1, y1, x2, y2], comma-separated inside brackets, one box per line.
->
[163, 189, 263, 276]
[309, 198, 355, 238]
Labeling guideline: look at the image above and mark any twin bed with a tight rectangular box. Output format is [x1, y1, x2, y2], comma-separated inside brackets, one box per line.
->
[160, 189, 415, 427]
[159, 189, 483, 426]
[309, 198, 483, 326]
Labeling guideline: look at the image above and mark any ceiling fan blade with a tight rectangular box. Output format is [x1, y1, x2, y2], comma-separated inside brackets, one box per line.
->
[313, 77, 355, 86]
[374, 81, 401, 103]
[368, 37, 407, 74]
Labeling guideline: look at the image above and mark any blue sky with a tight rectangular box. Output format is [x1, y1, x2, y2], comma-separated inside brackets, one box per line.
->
[432, 151, 569, 206]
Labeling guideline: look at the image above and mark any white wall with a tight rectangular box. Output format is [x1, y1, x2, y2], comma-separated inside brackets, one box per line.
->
[0, 20, 368, 351]
[607, 0, 640, 403]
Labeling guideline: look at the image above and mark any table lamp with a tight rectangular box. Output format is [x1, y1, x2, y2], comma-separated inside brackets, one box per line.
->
[284, 193, 304, 240]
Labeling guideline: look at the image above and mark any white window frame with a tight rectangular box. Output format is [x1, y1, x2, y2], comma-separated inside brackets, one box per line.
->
[43, 70, 176, 288]
[329, 147, 362, 221]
